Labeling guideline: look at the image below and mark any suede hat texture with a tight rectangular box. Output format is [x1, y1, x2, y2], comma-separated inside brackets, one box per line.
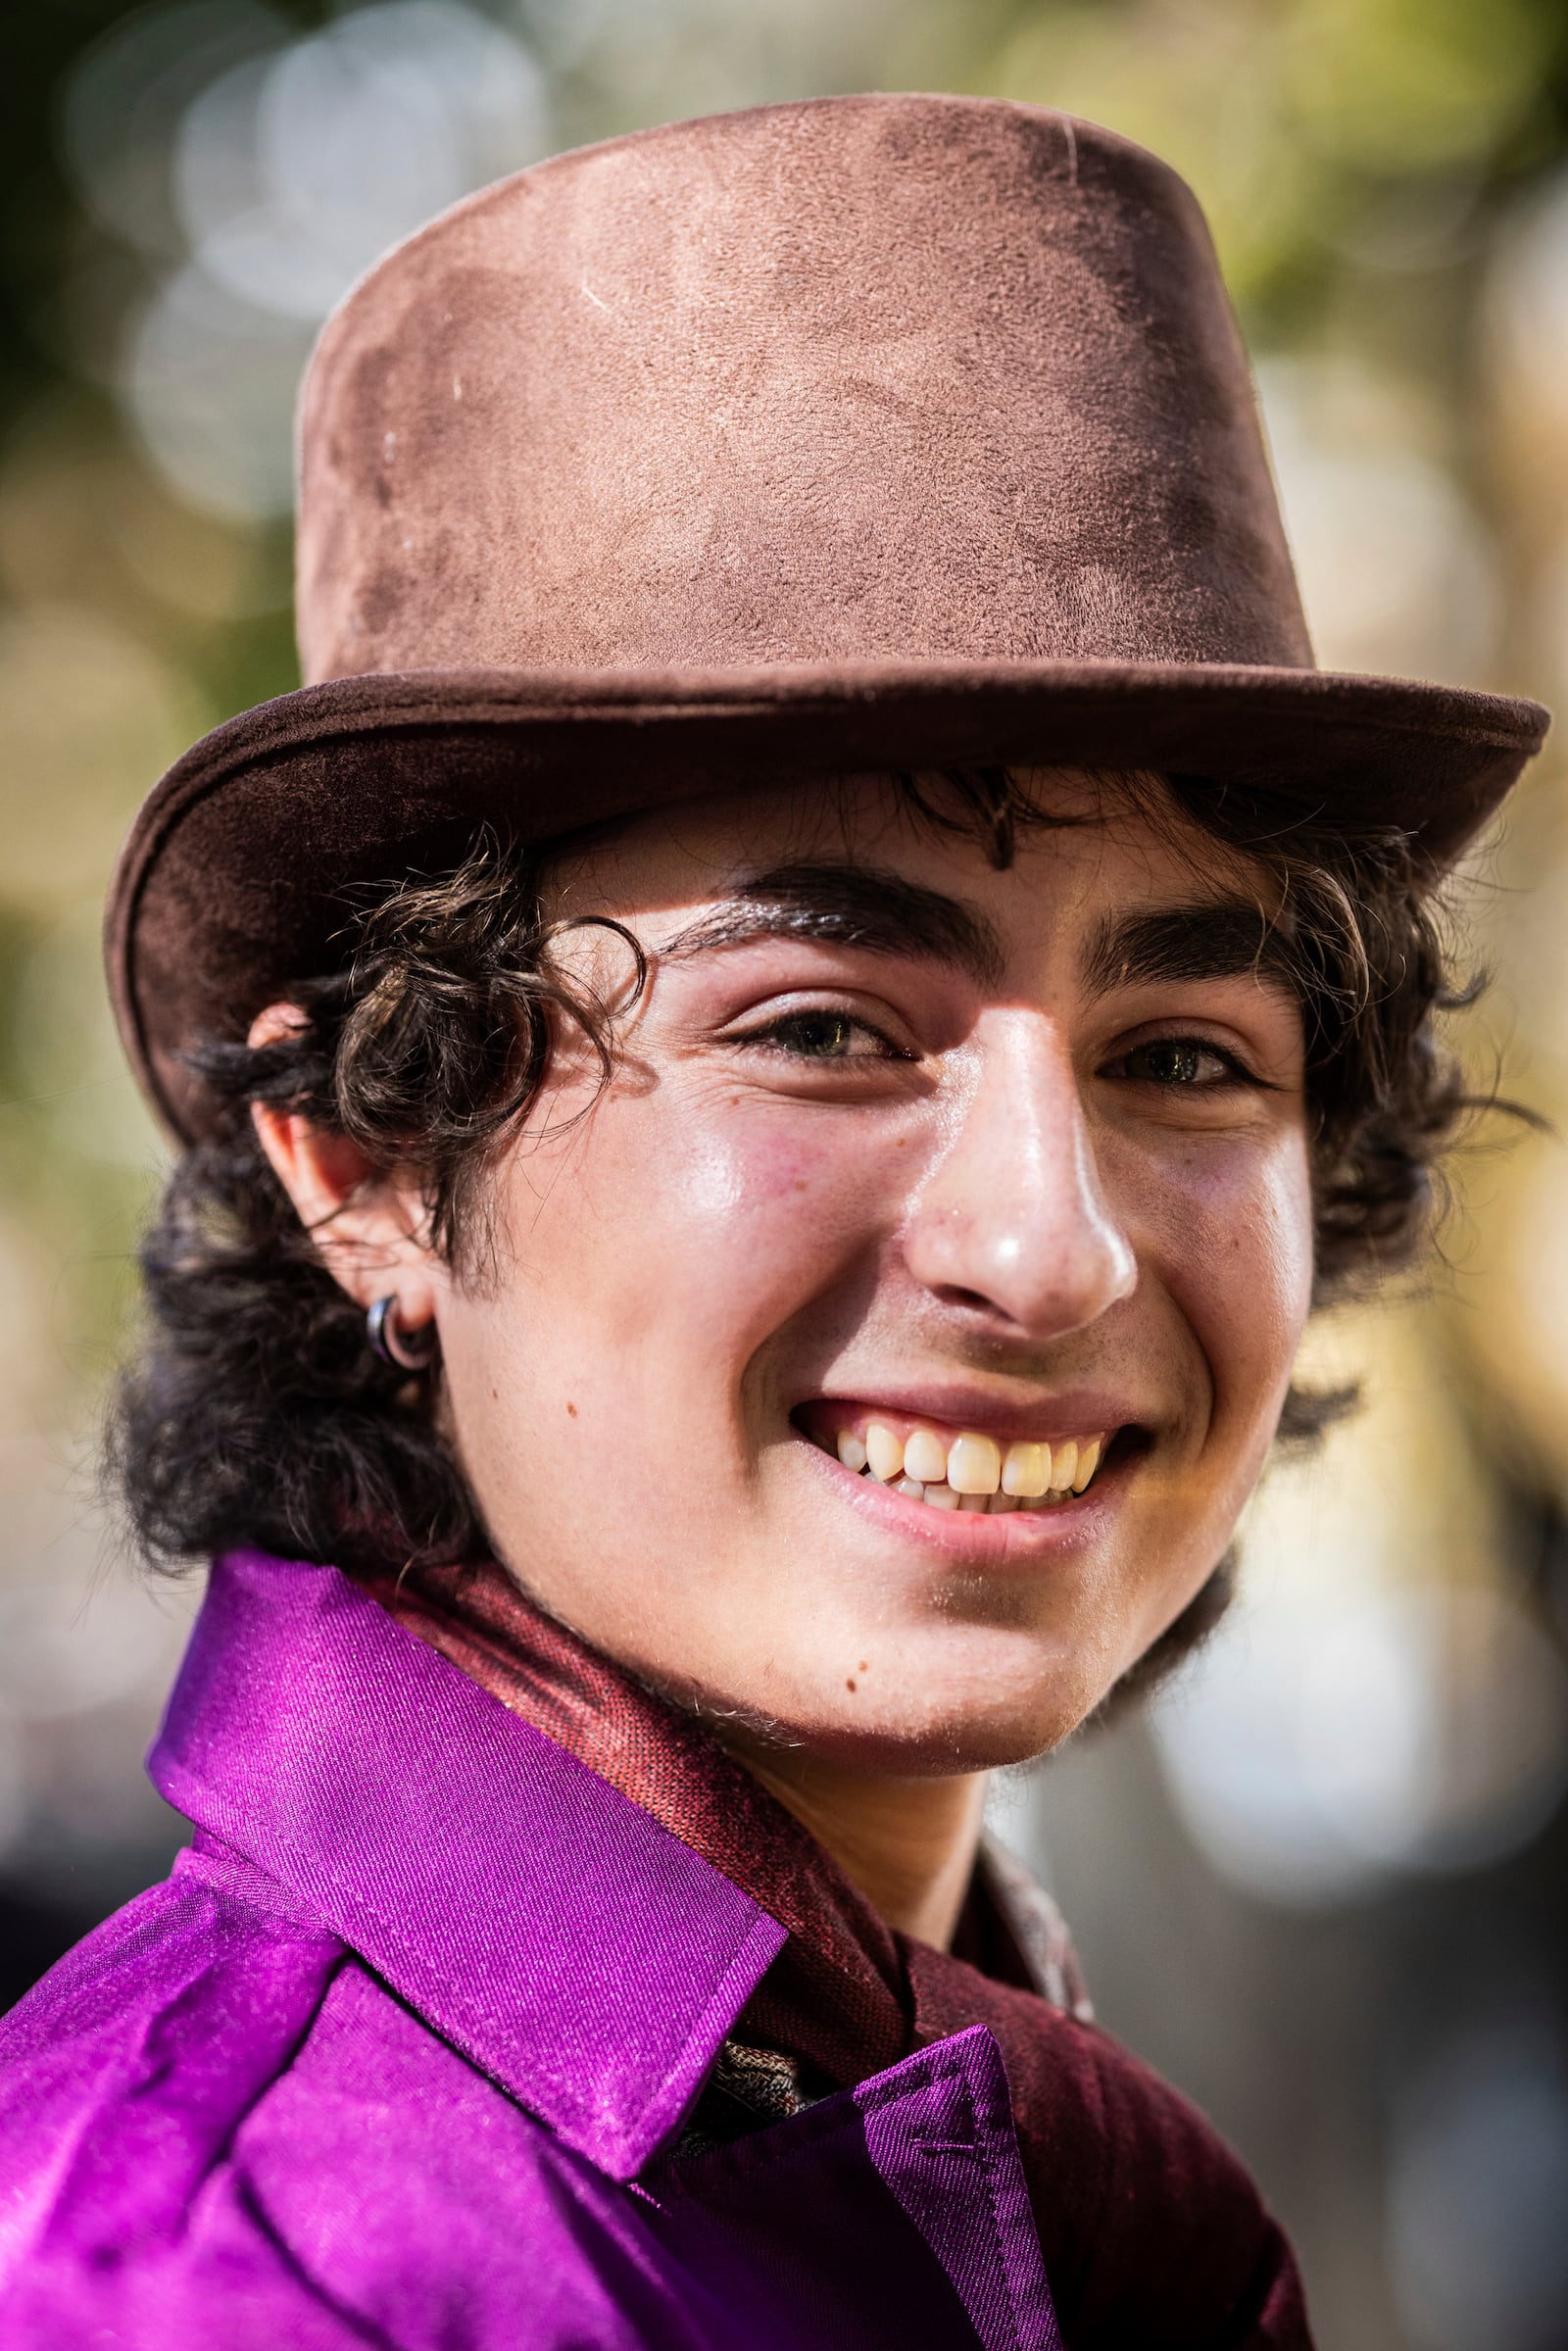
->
[107, 92, 1549, 1144]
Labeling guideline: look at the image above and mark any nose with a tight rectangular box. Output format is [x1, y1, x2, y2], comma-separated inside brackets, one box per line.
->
[902, 1010, 1136, 1339]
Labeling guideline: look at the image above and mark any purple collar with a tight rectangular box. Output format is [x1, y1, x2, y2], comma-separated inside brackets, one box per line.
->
[149, 1549, 786, 2179]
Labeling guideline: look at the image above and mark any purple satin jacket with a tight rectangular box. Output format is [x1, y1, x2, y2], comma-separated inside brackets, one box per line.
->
[0, 1551, 1061, 2348]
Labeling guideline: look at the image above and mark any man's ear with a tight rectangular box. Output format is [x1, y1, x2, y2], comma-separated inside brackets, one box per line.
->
[248, 1003, 443, 1328]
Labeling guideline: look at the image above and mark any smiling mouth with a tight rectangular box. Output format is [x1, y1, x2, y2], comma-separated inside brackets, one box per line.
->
[804, 1410, 1110, 1516]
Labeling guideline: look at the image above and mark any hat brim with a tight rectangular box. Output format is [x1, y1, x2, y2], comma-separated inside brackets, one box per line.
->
[107, 658, 1549, 1146]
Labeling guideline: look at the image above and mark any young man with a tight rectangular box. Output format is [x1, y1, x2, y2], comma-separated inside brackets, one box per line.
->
[0, 95, 1546, 2348]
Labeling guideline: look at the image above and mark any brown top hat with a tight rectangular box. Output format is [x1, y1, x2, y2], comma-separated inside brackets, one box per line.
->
[108, 92, 1548, 1144]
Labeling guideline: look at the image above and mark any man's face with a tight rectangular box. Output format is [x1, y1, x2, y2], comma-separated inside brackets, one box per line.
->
[432, 771, 1313, 1769]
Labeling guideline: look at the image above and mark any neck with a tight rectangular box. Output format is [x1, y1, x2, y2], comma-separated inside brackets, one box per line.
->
[725, 1742, 989, 1950]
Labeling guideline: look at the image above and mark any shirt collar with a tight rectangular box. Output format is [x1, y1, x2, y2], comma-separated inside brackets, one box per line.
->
[149, 1549, 786, 2180]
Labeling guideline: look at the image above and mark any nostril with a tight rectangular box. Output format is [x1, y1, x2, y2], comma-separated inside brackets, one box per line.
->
[929, 1283, 1002, 1315]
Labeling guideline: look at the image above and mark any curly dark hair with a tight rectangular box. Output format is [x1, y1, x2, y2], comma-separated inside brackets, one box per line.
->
[111, 765, 1485, 1697]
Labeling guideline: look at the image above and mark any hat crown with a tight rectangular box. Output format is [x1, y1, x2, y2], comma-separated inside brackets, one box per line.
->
[296, 94, 1312, 684]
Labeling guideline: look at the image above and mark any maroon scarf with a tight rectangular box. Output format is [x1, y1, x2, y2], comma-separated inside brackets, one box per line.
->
[361, 1559, 1311, 2349]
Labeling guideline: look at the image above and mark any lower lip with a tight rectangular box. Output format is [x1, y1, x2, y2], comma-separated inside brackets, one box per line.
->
[796, 1436, 1115, 1560]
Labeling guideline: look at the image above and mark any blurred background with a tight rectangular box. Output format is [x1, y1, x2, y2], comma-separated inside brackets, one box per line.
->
[4, 1, 1568, 2341]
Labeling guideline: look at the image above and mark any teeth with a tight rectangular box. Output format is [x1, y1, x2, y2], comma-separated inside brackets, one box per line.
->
[832, 1420, 1109, 1513]
[947, 1434, 1002, 1495]
[1002, 1441, 1052, 1498]
[866, 1423, 905, 1483]
[903, 1429, 949, 1484]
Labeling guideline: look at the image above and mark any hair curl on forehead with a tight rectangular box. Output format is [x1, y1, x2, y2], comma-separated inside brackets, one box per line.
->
[111, 767, 1502, 1709]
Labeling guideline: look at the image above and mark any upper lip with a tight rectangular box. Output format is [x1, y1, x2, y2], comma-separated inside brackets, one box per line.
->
[793, 1383, 1146, 1445]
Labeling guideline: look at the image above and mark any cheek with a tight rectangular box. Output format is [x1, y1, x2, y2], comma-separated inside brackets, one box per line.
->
[1199, 1139, 1314, 1416]
[1132, 1127, 1315, 1427]
[502, 1089, 904, 1370]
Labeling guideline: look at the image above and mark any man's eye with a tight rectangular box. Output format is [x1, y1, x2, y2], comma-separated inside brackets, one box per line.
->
[739, 1010, 893, 1059]
[1113, 1038, 1247, 1087]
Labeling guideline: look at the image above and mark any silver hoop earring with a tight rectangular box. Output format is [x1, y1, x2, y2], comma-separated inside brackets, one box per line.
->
[367, 1295, 439, 1372]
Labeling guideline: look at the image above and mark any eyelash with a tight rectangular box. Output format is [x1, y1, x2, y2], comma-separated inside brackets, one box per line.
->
[728, 1007, 906, 1061]
[1102, 1037, 1262, 1090]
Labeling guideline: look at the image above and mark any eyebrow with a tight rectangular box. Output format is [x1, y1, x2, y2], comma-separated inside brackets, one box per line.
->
[656, 868, 1296, 1004]
[1081, 899, 1296, 1000]
[656, 863, 1006, 987]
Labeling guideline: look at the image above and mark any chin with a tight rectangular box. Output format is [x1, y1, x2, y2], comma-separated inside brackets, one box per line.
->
[785, 1703, 1085, 1779]
[732, 1637, 1111, 1778]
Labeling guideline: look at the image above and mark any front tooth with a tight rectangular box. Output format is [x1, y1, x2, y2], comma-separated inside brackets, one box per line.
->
[1002, 1441, 1052, 1497]
[894, 1475, 926, 1499]
[1071, 1437, 1102, 1493]
[866, 1423, 905, 1483]
[948, 1434, 1002, 1494]
[958, 1492, 989, 1512]
[989, 1490, 1020, 1513]
[923, 1482, 960, 1510]
[837, 1430, 868, 1473]
[904, 1429, 949, 1484]
[1052, 1439, 1079, 1493]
